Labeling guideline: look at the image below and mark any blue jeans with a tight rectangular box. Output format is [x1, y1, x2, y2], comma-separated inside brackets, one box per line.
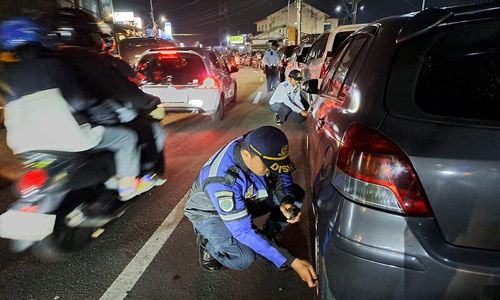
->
[192, 185, 305, 270]
[265, 66, 278, 91]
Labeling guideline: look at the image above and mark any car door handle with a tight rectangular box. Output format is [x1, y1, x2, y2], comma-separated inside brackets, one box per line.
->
[316, 118, 325, 132]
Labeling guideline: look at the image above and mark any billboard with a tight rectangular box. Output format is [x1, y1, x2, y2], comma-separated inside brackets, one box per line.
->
[229, 35, 245, 45]
[113, 12, 135, 22]
[164, 22, 173, 40]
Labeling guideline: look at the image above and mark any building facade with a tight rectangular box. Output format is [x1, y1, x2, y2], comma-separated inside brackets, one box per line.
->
[252, 1, 338, 47]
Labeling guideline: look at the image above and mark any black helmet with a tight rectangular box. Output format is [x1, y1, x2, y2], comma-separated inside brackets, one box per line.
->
[51, 8, 103, 51]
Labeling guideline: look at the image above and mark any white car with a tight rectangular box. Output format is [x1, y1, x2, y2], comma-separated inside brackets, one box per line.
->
[137, 47, 238, 121]
[284, 43, 312, 78]
[303, 24, 366, 85]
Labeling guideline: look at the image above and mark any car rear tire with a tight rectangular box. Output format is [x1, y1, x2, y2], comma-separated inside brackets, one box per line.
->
[232, 84, 238, 103]
[211, 95, 224, 122]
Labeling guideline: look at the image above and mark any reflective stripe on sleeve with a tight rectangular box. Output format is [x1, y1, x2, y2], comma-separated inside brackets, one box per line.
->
[256, 190, 268, 199]
[220, 209, 249, 222]
[209, 142, 235, 177]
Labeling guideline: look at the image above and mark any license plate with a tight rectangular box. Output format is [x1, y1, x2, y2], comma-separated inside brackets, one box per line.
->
[0, 210, 56, 241]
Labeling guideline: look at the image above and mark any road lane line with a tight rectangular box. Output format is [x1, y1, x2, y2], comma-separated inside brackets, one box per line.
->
[100, 191, 189, 300]
[253, 91, 262, 104]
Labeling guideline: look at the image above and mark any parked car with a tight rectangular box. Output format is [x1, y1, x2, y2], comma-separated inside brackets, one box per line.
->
[303, 4, 500, 299]
[277, 45, 298, 82]
[303, 24, 365, 85]
[284, 43, 311, 79]
[137, 47, 238, 121]
[118, 37, 176, 68]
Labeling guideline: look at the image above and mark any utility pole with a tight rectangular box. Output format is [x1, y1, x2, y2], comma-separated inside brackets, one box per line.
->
[297, 0, 302, 45]
[149, 0, 155, 25]
[352, 0, 359, 24]
[422, 0, 426, 10]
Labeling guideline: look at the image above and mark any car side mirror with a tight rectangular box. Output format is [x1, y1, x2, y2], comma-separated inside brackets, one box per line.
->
[302, 79, 319, 94]
[230, 65, 239, 73]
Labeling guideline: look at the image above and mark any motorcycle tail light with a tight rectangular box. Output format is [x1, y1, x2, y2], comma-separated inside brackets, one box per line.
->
[16, 169, 48, 197]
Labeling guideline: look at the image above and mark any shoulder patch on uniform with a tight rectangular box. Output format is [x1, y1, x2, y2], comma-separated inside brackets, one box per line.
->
[283, 82, 289, 87]
[215, 191, 235, 212]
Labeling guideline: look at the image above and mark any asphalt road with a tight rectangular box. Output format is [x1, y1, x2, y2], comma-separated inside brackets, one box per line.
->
[0, 67, 316, 300]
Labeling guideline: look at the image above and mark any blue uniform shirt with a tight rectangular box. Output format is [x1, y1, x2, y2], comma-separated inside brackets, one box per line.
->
[184, 136, 295, 267]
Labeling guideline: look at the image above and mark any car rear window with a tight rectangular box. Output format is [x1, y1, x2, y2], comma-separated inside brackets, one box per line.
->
[137, 52, 207, 85]
[387, 18, 500, 125]
[415, 20, 500, 121]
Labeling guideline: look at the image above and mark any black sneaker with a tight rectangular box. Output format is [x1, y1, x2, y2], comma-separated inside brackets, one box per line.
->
[196, 234, 222, 272]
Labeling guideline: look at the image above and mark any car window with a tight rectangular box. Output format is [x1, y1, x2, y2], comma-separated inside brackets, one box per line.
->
[413, 19, 500, 122]
[208, 52, 221, 69]
[307, 34, 328, 61]
[217, 55, 230, 74]
[330, 31, 353, 54]
[323, 35, 368, 99]
[320, 41, 350, 94]
[137, 52, 207, 85]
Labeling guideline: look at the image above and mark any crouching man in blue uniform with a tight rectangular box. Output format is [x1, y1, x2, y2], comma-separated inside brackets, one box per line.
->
[184, 126, 317, 288]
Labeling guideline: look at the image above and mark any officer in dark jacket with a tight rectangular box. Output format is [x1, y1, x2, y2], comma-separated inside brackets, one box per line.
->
[184, 126, 317, 288]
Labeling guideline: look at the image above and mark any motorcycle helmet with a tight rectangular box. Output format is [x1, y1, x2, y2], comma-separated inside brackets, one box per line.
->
[51, 8, 103, 51]
[0, 18, 43, 51]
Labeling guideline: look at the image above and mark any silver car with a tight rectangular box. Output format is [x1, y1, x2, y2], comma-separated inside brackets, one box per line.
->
[137, 47, 238, 121]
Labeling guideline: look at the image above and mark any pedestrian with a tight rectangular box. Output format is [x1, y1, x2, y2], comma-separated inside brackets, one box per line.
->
[269, 70, 309, 125]
[184, 126, 317, 288]
[263, 41, 280, 92]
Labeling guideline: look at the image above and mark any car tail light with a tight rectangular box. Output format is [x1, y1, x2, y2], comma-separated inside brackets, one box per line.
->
[160, 52, 178, 59]
[16, 169, 48, 197]
[198, 76, 218, 89]
[332, 124, 432, 217]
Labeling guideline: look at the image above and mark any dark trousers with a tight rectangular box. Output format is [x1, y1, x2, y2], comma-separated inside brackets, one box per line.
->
[122, 118, 166, 176]
[193, 184, 304, 270]
[265, 66, 278, 91]
[270, 102, 306, 124]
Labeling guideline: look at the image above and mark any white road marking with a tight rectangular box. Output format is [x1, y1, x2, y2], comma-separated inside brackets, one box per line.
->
[253, 91, 262, 104]
[100, 191, 189, 300]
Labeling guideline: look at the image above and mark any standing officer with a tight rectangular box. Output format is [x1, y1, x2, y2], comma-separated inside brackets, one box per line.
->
[184, 126, 317, 288]
[269, 69, 309, 125]
[263, 41, 280, 92]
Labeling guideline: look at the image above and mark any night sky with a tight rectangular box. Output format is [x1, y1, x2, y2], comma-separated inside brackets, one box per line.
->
[112, 0, 492, 44]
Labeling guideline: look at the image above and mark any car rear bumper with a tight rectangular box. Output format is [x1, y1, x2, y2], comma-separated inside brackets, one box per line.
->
[317, 191, 500, 299]
[142, 87, 220, 114]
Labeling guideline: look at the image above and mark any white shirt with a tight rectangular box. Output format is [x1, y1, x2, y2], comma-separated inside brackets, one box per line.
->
[5, 88, 103, 154]
[263, 48, 279, 67]
[269, 80, 305, 113]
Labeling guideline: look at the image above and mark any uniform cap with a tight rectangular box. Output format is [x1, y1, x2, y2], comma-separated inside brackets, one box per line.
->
[244, 126, 295, 174]
[288, 69, 303, 81]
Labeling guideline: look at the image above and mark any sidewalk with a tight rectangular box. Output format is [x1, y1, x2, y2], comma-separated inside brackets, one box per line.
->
[0, 129, 22, 181]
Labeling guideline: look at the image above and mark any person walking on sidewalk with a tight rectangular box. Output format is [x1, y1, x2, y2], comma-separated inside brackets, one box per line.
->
[263, 41, 280, 92]
[269, 70, 309, 125]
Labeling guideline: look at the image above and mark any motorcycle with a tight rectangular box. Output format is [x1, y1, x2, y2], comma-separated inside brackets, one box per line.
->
[0, 149, 129, 259]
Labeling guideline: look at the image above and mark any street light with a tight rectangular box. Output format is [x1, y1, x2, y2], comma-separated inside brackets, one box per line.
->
[161, 16, 166, 22]
[359, 5, 365, 11]
[335, 5, 342, 13]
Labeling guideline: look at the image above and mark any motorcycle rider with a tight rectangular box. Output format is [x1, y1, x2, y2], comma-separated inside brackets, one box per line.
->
[51, 8, 167, 186]
[0, 17, 144, 201]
